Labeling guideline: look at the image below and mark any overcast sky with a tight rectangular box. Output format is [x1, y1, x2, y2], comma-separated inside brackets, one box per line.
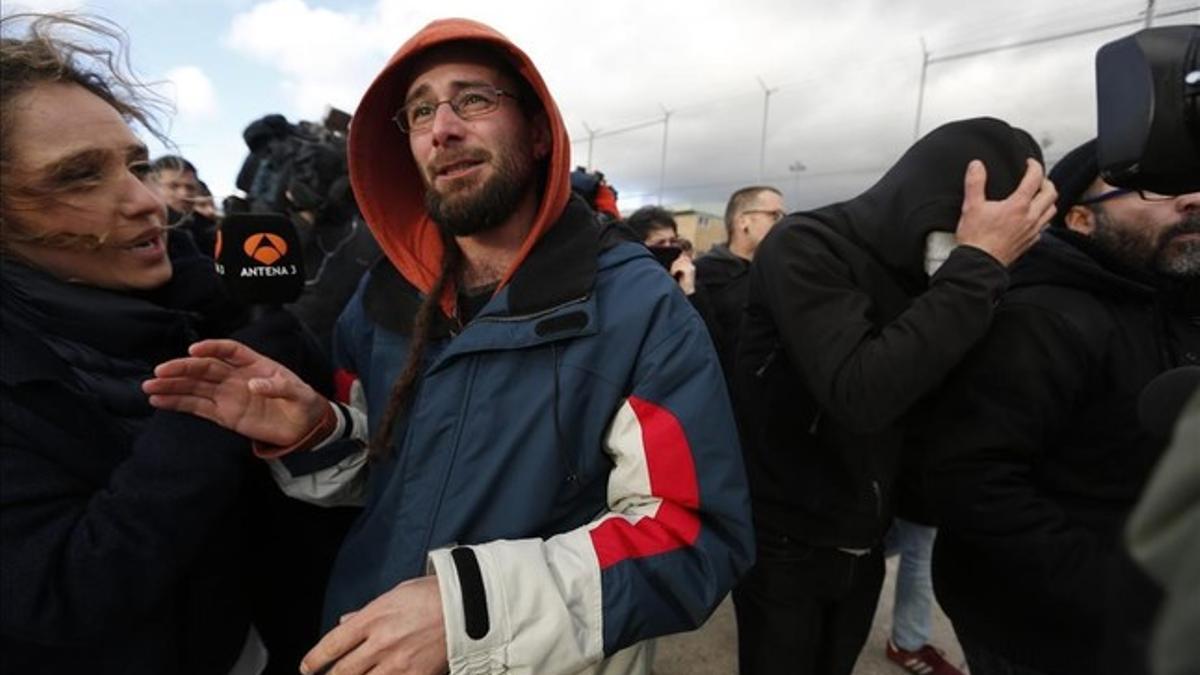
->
[7, 0, 1198, 214]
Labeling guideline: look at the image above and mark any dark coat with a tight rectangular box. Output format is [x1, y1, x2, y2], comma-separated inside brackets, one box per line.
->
[695, 244, 751, 382]
[286, 213, 381, 353]
[0, 254, 252, 674]
[734, 117, 1039, 548]
[0, 241, 345, 674]
[920, 229, 1200, 675]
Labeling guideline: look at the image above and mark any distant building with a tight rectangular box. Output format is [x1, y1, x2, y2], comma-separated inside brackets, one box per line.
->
[673, 209, 726, 254]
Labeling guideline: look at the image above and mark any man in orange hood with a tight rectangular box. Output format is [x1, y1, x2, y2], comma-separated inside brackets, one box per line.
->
[147, 18, 753, 675]
[346, 19, 575, 310]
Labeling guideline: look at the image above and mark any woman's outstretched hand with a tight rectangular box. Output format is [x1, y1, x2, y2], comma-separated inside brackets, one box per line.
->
[144, 339, 328, 446]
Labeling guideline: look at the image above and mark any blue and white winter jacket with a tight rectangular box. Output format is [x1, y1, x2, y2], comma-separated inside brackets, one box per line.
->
[269, 19, 753, 673]
[274, 199, 754, 674]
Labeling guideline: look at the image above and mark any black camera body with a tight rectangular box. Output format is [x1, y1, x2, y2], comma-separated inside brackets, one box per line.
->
[235, 110, 355, 220]
[1096, 25, 1200, 194]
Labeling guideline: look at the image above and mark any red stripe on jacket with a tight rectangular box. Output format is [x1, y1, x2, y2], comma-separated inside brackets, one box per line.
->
[333, 368, 357, 405]
[590, 396, 702, 570]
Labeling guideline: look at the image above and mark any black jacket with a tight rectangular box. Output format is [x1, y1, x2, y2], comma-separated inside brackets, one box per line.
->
[287, 213, 381, 353]
[0, 240, 343, 674]
[734, 117, 1038, 549]
[695, 244, 751, 382]
[920, 229, 1200, 675]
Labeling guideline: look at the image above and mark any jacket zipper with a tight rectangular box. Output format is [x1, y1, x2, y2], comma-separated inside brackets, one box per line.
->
[550, 343, 579, 486]
[416, 294, 591, 553]
[419, 356, 482, 558]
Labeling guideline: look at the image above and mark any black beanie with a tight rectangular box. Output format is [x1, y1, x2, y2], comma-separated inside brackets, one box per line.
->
[1048, 139, 1099, 227]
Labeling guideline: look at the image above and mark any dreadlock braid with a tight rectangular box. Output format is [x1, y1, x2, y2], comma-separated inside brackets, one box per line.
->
[369, 241, 461, 458]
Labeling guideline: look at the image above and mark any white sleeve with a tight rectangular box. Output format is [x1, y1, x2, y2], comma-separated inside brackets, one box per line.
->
[425, 392, 736, 675]
[266, 400, 371, 507]
[429, 533, 605, 674]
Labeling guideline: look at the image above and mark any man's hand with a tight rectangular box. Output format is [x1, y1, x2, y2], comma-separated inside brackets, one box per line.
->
[300, 576, 448, 675]
[955, 158, 1058, 267]
[670, 254, 696, 296]
[142, 339, 327, 446]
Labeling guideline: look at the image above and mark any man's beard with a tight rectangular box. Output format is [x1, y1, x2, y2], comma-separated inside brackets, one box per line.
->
[424, 140, 536, 237]
[1093, 210, 1200, 278]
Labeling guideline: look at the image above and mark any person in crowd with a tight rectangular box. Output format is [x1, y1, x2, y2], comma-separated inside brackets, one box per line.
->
[152, 153, 200, 218]
[625, 204, 699, 297]
[185, 179, 219, 255]
[732, 117, 1057, 675]
[194, 179, 218, 219]
[281, 140, 381, 351]
[695, 185, 783, 381]
[919, 140, 1200, 675]
[151, 154, 220, 255]
[570, 165, 620, 222]
[0, 13, 330, 674]
[144, 18, 753, 675]
[880, 519, 960, 675]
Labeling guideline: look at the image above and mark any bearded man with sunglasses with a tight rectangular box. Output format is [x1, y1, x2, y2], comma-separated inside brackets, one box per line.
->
[919, 139, 1200, 675]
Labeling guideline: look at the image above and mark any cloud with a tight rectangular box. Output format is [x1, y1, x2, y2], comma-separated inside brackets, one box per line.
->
[222, 0, 1198, 213]
[225, 0, 389, 114]
[163, 65, 220, 119]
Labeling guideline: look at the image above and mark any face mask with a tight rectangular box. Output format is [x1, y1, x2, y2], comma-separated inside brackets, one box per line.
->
[925, 231, 959, 276]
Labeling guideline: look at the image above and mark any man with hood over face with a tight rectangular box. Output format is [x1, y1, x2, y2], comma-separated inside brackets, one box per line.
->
[144, 18, 753, 675]
[732, 117, 1057, 675]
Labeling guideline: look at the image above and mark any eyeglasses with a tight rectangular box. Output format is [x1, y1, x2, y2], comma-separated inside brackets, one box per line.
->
[1079, 188, 1177, 205]
[393, 87, 516, 133]
[741, 208, 786, 223]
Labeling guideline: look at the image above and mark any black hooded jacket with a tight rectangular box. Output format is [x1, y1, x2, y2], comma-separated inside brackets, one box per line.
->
[734, 117, 1040, 548]
[918, 228, 1200, 675]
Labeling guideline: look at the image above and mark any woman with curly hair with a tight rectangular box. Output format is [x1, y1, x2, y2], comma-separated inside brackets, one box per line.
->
[0, 13, 334, 674]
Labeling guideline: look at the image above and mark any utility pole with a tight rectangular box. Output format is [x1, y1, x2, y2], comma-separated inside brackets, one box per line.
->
[582, 121, 598, 170]
[913, 36, 930, 141]
[1144, 0, 1156, 28]
[658, 105, 672, 205]
[757, 77, 778, 182]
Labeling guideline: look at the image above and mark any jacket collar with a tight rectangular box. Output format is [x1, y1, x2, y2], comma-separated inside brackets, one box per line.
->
[1012, 229, 1161, 300]
[364, 195, 602, 336]
[697, 244, 751, 280]
[494, 195, 599, 317]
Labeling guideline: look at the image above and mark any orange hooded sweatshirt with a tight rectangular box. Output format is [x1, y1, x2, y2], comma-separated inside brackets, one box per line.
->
[347, 18, 572, 318]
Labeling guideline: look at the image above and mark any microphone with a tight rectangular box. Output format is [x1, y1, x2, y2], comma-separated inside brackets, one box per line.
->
[1137, 366, 1200, 441]
[215, 212, 305, 306]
